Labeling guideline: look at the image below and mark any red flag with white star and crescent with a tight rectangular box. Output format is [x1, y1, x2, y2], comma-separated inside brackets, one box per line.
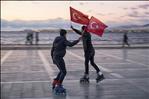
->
[87, 16, 108, 37]
[70, 7, 89, 25]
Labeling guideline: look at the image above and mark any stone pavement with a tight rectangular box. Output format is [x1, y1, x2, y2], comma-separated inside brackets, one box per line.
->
[1, 48, 149, 99]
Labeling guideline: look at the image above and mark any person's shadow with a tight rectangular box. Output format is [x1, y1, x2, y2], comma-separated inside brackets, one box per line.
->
[80, 83, 90, 99]
[52, 93, 66, 99]
[79, 82, 104, 99]
[123, 48, 128, 62]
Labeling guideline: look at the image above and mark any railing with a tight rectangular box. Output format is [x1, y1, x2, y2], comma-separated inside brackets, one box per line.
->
[1, 31, 149, 45]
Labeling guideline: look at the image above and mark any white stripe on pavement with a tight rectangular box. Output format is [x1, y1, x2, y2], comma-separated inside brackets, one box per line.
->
[38, 50, 54, 80]
[1, 51, 13, 65]
[96, 51, 148, 67]
[1, 81, 50, 84]
[67, 50, 149, 93]
[67, 50, 112, 73]
[110, 73, 124, 78]
[128, 51, 149, 58]
[67, 50, 125, 78]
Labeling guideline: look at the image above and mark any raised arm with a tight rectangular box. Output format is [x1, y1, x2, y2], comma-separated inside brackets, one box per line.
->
[71, 26, 82, 35]
[64, 37, 81, 47]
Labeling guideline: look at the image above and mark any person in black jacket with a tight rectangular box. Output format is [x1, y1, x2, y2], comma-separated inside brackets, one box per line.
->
[71, 26, 104, 83]
[35, 32, 39, 45]
[51, 29, 81, 91]
[122, 33, 130, 47]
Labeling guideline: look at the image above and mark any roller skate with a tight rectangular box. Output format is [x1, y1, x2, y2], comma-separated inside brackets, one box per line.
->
[53, 85, 66, 95]
[96, 74, 105, 83]
[80, 74, 89, 83]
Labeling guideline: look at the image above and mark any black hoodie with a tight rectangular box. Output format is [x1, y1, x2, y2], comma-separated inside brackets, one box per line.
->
[51, 36, 79, 58]
[72, 28, 94, 54]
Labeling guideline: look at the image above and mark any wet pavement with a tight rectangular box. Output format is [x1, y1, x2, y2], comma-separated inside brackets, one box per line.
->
[1, 48, 149, 99]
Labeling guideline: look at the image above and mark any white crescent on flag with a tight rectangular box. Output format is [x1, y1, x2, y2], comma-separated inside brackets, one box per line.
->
[89, 22, 99, 30]
[70, 7, 89, 25]
[86, 16, 108, 37]
[72, 12, 81, 21]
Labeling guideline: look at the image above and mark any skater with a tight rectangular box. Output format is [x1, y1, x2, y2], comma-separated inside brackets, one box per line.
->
[71, 25, 104, 83]
[51, 29, 81, 94]
[122, 33, 130, 47]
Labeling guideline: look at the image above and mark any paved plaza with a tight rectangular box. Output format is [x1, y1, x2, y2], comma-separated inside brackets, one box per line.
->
[1, 48, 149, 99]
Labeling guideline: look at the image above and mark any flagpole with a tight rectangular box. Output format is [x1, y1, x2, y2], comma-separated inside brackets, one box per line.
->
[69, 0, 72, 29]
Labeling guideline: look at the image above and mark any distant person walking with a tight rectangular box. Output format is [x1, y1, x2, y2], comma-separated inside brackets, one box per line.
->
[122, 33, 130, 47]
[35, 32, 39, 45]
[25, 32, 33, 45]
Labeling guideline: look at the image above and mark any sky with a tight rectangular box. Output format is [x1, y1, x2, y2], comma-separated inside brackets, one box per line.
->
[1, 1, 149, 30]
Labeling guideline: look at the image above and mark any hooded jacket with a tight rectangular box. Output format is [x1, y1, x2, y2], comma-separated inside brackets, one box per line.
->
[72, 28, 94, 54]
[51, 36, 79, 58]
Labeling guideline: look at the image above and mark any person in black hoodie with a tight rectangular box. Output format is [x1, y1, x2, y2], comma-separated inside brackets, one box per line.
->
[51, 29, 81, 92]
[71, 26, 104, 83]
[122, 33, 130, 47]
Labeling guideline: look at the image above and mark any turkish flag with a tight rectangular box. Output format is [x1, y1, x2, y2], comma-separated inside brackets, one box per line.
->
[70, 7, 89, 25]
[87, 16, 108, 37]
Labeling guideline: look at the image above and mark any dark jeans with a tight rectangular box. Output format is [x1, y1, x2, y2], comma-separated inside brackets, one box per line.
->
[53, 56, 67, 84]
[84, 50, 100, 75]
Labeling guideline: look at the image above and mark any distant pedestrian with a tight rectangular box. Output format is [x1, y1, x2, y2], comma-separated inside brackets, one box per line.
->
[25, 33, 30, 45]
[29, 32, 33, 45]
[35, 32, 39, 45]
[25, 32, 33, 45]
[122, 33, 130, 47]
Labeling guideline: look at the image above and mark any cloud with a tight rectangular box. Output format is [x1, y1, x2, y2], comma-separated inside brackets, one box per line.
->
[107, 13, 114, 15]
[78, 2, 89, 6]
[138, 4, 149, 9]
[87, 10, 92, 13]
[138, 19, 149, 23]
[1, 18, 85, 31]
[96, 12, 114, 16]
[1, 18, 72, 30]
[122, 4, 149, 11]
[130, 7, 138, 10]
[31, 2, 41, 4]
[99, 2, 105, 5]
[128, 11, 139, 17]
[127, 11, 149, 18]
[79, 2, 84, 5]
[122, 7, 128, 10]
[96, 13, 105, 16]
[128, 18, 149, 25]
[144, 12, 149, 15]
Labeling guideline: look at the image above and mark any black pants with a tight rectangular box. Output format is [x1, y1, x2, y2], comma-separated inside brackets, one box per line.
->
[53, 56, 67, 84]
[84, 50, 100, 75]
[123, 40, 130, 46]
